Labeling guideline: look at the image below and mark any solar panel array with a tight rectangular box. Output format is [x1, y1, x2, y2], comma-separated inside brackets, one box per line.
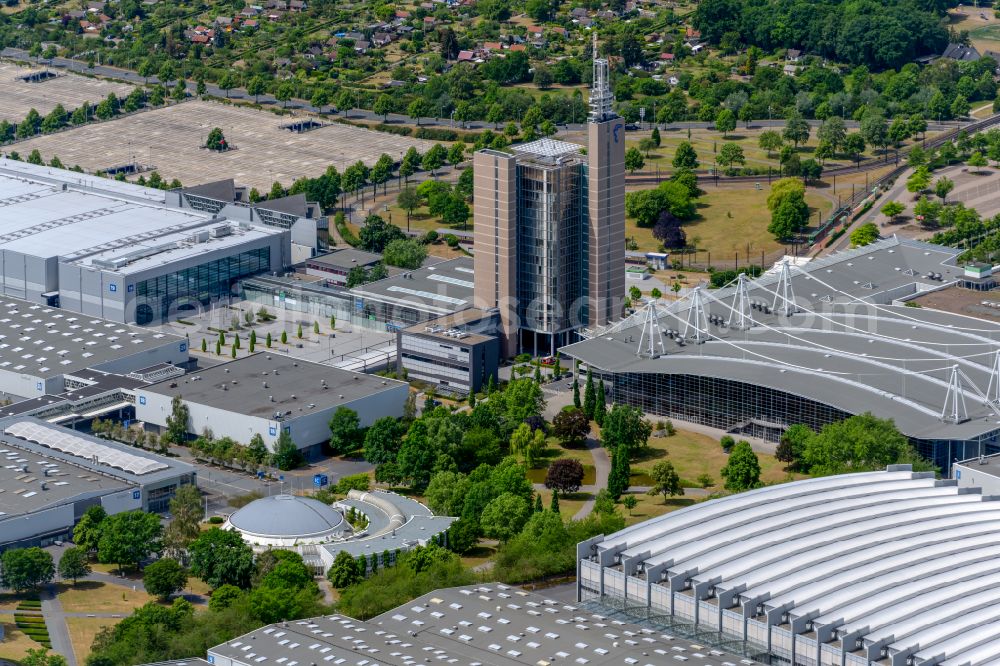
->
[4, 420, 168, 475]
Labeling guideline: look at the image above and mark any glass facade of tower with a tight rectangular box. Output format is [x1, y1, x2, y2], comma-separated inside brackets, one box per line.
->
[515, 159, 587, 341]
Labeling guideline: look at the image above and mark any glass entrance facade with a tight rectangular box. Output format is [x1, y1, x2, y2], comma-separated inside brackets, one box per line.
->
[133, 248, 270, 324]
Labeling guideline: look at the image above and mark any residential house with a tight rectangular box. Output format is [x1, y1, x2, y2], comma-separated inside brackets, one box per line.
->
[288, 0, 306, 11]
[659, 52, 675, 62]
[372, 32, 393, 47]
[457, 49, 474, 61]
[266, 0, 287, 8]
[395, 9, 411, 18]
[483, 41, 502, 51]
[940, 42, 981, 62]
[786, 48, 801, 62]
[354, 40, 370, 53]
[509, 44, 527, 52]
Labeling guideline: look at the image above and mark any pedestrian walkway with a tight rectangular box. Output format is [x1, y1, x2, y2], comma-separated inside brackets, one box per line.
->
[40, 583, 75, 666]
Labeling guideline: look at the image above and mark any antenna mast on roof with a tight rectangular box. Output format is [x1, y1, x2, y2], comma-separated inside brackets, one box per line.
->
[941, 365, 969, 424]
[728, 272, 754, 330]
[588, 33, 615, 122]
[772, 259, 798, 317]
[636, 299, 667, 358]
[682, 286, 710, 343]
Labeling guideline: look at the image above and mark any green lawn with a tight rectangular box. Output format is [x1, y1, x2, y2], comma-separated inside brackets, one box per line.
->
[626, 187, 832, 256]
[631, 428, 799, 488]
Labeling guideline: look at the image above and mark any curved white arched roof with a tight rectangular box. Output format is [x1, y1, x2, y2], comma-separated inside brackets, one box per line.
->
[586, 468, 1000, 665]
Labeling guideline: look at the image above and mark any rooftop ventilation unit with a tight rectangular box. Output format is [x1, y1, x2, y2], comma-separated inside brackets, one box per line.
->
[211, 224, 232, 238]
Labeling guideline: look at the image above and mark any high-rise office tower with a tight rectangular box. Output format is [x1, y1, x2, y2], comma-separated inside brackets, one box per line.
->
[473, 38, 625, 357]
[586, 34, 626, 329]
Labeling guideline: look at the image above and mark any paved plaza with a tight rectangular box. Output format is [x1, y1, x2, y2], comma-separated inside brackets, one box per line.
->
[154, 299, 395, 368]
[11, 99, 438, 189]
[0, 61, 133, 122]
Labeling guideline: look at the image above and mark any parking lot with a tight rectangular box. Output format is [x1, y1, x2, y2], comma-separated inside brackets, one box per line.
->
[11, 99, 438, 190]
[0, 61, 133, 122]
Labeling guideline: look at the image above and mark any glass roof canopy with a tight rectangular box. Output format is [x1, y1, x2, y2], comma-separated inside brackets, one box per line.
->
[4, 420, 168, 475]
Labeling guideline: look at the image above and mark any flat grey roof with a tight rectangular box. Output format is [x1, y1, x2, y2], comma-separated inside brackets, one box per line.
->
[208, 583, 750, 666]
[0, 415, 194, 521]
[402, 308, 496, 345]
[140, 352, 406, 418]
[956, 453, 1000, 479]
[350, 257, 475, 316]
[307, 248, 383, 270]
[0, 159, 284, 275]
[0, 296, 185, 379]
[562, 237, 1000, 441]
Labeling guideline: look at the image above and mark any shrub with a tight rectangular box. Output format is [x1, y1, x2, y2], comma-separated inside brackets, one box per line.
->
[371, 122, 413, 136]
[335, 473, 371, 494]
[208, 516, 224, 524]
[414, 127, 459, 141]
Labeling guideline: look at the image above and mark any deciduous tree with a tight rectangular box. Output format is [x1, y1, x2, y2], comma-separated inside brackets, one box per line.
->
[1, 547, 54, 592]
[553, 407, 589, 447]
[97, 510, 163, 573]
[189, 528, 255, 589]
[57, 547, 91, 584]
[720, 441, 761, 492]
[647, 460, 682, 503]
[143, 558, 188, 600]
[480, 493, 531, 542]
[802, 413, 931, 476]
[544, 458, 585, 493]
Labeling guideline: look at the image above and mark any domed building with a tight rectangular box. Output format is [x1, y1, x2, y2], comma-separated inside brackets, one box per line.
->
[223, 494, 351, 547]
[221, 489, 457, 574]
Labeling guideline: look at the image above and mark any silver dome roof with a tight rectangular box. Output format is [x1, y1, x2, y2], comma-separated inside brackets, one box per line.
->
[228, 494, 345, 537]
